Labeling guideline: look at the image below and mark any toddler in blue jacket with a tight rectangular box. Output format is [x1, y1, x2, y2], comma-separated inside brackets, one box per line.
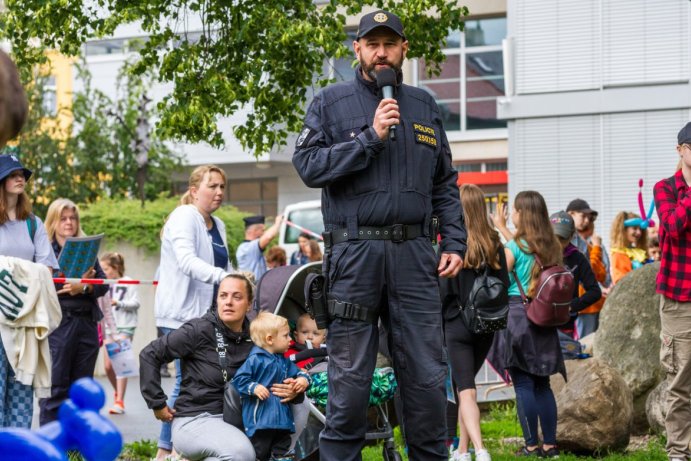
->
[232, 312, 310, 461]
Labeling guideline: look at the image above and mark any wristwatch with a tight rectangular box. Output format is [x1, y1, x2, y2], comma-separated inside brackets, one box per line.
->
[82, 285, 89, 295]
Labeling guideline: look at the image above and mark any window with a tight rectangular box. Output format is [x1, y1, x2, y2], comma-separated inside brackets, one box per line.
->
[42, 76, 57, 117]
[417, 17, 507, 132]
[485, 161, 507, 171]
[456, 162, 482, 173]
[227, 178, 278, 217]
[85, 37, 150, 56]
[326, 31, 358, 83]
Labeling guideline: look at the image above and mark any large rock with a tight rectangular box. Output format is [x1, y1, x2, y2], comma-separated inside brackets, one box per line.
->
[645, 378, 669, 434]
[552, 358, 633, 453]
[593, 262, 663, 431]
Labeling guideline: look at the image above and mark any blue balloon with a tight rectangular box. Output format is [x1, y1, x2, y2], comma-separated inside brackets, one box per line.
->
[0, 378, 122, 461]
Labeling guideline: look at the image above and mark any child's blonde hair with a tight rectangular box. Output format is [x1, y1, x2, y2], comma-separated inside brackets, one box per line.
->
[250, 312, 289, 348]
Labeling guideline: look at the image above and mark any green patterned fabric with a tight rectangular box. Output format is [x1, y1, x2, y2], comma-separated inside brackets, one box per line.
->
[306, 367, 397, 407]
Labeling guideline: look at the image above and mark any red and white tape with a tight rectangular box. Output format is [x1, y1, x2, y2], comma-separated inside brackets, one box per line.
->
[284, 219, 323, 240]
[53, 278, 158, 286]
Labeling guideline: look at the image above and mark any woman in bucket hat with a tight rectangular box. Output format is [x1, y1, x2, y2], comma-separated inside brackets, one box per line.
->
[0, 49, 60, 428]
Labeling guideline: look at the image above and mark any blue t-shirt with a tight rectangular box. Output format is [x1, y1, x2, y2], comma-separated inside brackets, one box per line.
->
[208, 219, 229, 300]
[506, 239, 535, 296]
[236, 239, 267, 282]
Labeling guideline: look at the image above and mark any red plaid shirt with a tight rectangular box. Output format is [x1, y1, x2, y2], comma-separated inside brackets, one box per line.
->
[654, 169, 691, 301]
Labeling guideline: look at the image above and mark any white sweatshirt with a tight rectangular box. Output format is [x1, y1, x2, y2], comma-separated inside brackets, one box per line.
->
[155, 205, 233, 329]
[0, 256, 62, 397]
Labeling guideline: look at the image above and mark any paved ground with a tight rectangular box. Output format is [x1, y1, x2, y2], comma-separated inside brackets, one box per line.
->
[32, 375, 174, 444]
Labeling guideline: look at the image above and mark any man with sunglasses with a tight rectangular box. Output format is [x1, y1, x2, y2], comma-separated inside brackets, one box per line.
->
[653, 121, 691, 461]
[566, 199, 611, 338]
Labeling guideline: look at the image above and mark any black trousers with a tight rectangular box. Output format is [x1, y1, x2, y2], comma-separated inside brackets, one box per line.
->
[251, 429, 292, 461]
[320, 239, 448, 461]
[39, 315, 99, 425]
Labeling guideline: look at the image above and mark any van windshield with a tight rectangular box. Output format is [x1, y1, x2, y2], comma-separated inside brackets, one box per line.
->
[286, 208, 324, 243]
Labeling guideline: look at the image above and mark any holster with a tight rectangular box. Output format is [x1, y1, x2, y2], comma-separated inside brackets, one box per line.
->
[429, 215, 440, 244]
[304, 273, 330, 329]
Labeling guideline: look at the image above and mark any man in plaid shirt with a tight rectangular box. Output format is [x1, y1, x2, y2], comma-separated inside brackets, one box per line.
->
[653, 121, 691, 461]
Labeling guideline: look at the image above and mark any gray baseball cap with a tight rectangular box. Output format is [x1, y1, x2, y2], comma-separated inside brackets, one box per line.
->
[550, 210, 575, 240]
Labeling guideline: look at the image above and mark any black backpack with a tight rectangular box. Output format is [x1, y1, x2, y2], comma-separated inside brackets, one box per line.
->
[460, 264, 509, 334]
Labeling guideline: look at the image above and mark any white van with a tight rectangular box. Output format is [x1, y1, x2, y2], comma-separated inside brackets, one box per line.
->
[279, 200, 324, 262]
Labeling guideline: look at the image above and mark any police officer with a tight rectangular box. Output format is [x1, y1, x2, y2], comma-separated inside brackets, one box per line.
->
[293, 10, 467, 461]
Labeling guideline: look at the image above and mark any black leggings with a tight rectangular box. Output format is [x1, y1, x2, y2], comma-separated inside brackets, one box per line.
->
[444, 315, 494, 392]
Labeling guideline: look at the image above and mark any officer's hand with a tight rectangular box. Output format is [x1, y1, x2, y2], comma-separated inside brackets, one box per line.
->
[438, 252, 463, 278]
[373, 98, 400, 140]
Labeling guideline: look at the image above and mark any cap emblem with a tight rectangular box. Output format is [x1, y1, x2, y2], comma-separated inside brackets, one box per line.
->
[374, 13, 388, 23]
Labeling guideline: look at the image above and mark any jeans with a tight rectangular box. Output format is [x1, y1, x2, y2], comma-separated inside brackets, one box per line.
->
[576, 313, 599, 339]
[158, 327, 182, 451]
[509, 367, 558, 447]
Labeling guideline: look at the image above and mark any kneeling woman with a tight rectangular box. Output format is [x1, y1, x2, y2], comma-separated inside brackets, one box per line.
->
[139, 274, 304, 460]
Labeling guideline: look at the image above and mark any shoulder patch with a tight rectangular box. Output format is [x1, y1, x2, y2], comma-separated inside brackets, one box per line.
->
[296, 127, 316, 148]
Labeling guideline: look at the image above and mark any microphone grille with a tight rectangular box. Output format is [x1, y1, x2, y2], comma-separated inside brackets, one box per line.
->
[375, 68, 397, 88]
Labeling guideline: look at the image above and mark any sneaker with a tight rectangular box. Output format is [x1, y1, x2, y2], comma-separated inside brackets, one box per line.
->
[515, 446, 543, 457]
[542, 446, 560, 458]
[109, 400, 125, 414]
[450, 450, 472, 461]
[475, 448, 491, 461]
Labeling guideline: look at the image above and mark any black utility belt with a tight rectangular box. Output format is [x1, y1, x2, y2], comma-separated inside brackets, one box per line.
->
[325, 223, 424, 247]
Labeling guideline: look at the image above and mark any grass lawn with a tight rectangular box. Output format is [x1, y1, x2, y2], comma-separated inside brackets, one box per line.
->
[362, 402, 668, 461]
[112, 402, 668, 460]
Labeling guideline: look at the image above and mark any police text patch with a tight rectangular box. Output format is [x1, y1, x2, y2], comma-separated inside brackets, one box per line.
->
[413, 123, 437, 147]
[413, 123, 436, 137]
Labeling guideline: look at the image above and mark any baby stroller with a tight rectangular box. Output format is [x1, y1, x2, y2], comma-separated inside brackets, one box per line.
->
[254, 262, 403, 461]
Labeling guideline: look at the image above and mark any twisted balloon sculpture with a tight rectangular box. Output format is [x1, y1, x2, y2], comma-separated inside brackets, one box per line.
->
[0, 378, 123, 461]
[624, 179, 656, 229]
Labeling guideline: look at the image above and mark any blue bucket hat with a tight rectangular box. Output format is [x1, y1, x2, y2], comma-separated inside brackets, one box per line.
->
[0, 154, 32, 182]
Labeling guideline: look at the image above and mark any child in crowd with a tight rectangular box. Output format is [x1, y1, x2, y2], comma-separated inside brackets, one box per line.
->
[266, 246, 287, 269]
[647, 237, 661, 263]
[550, 212, 601, 343]
[232, 312, 310, 461]
[285, 313, 328, 372]
[99, 252, 140, 415]
[609, 211, 648, 284]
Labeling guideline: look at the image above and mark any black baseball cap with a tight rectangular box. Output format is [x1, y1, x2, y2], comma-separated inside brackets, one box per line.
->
[243, 215, 265, 228]
[566, 198, 598, 217]
[356, 10, 405, 40]
[678, 122, 691, 145]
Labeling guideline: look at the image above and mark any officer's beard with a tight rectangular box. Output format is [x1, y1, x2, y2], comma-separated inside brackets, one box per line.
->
[364, 60, 403, 83]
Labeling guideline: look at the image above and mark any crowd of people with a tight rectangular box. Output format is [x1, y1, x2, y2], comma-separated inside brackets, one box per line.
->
[0, 9, 689, 461]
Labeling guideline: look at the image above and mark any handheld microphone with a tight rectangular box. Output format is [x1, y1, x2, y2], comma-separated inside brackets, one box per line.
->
[376, 68, 398, 141]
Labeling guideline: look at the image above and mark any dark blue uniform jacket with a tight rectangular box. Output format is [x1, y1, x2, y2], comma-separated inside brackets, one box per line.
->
[292, 67, 466, 255]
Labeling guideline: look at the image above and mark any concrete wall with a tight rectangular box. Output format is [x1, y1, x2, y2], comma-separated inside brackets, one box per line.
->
[95, 242, 159, 376]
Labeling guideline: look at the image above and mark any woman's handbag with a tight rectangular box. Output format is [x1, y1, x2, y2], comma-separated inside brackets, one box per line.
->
[214, 327, 243, 429]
